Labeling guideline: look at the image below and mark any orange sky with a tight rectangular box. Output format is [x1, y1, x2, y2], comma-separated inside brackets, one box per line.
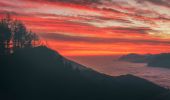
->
[1, 0, 170, 56]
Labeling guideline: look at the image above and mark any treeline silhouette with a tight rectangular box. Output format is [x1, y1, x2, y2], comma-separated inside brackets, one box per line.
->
[0, 14, 39, 55]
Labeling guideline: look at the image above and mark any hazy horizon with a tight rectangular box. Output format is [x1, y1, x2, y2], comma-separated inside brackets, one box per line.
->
[67, 55, 170, 89]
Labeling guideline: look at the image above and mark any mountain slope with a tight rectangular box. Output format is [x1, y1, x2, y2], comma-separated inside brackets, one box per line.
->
[0, 46, 169, 100]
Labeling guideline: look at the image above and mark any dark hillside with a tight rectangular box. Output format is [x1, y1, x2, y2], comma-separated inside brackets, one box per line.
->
[0, 46, 169, 100]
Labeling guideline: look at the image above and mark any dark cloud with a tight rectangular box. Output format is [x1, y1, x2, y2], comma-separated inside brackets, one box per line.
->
[26, 0, 102, 5]
[110, 27, 153, 34]
[0, 2, 20, 8]
[57, 0, 101, 4]
[137, 0, 170, 7]
[41, 33, 170, 45]
[81, 15, 132, 24]
[148, 0, 170, 6]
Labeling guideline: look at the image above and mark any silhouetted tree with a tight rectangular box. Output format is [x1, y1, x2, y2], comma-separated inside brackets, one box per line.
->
[0, 14, 39, 55]
[13, 20, 27, 49]
[24, 31, 39, 48]
[0, 15, 12, 55]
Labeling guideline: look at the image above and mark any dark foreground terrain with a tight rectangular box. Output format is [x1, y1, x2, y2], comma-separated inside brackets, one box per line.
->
[0, 46, 169, 100]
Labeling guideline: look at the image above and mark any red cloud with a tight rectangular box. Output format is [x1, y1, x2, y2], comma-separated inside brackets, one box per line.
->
[0, 0, 170, 56]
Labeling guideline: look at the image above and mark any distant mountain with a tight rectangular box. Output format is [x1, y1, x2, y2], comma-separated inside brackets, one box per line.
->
[119, 53, 170, 68]
[119, 53, 153, 63]
[148, 53, 170, 68]
[0, 46, 169, 100]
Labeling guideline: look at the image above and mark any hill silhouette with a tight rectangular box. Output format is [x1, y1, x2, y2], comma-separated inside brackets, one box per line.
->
[119, 53, 170, 68]
[119, 53, 153, 63]
[0, 46, 169, 100]
[148, 53, 170, 68]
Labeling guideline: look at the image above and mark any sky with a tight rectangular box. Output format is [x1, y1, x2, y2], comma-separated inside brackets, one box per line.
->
[1, 0, 170, 56]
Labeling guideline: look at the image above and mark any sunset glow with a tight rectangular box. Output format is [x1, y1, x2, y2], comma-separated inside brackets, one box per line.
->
[1, 0, 170, 56]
